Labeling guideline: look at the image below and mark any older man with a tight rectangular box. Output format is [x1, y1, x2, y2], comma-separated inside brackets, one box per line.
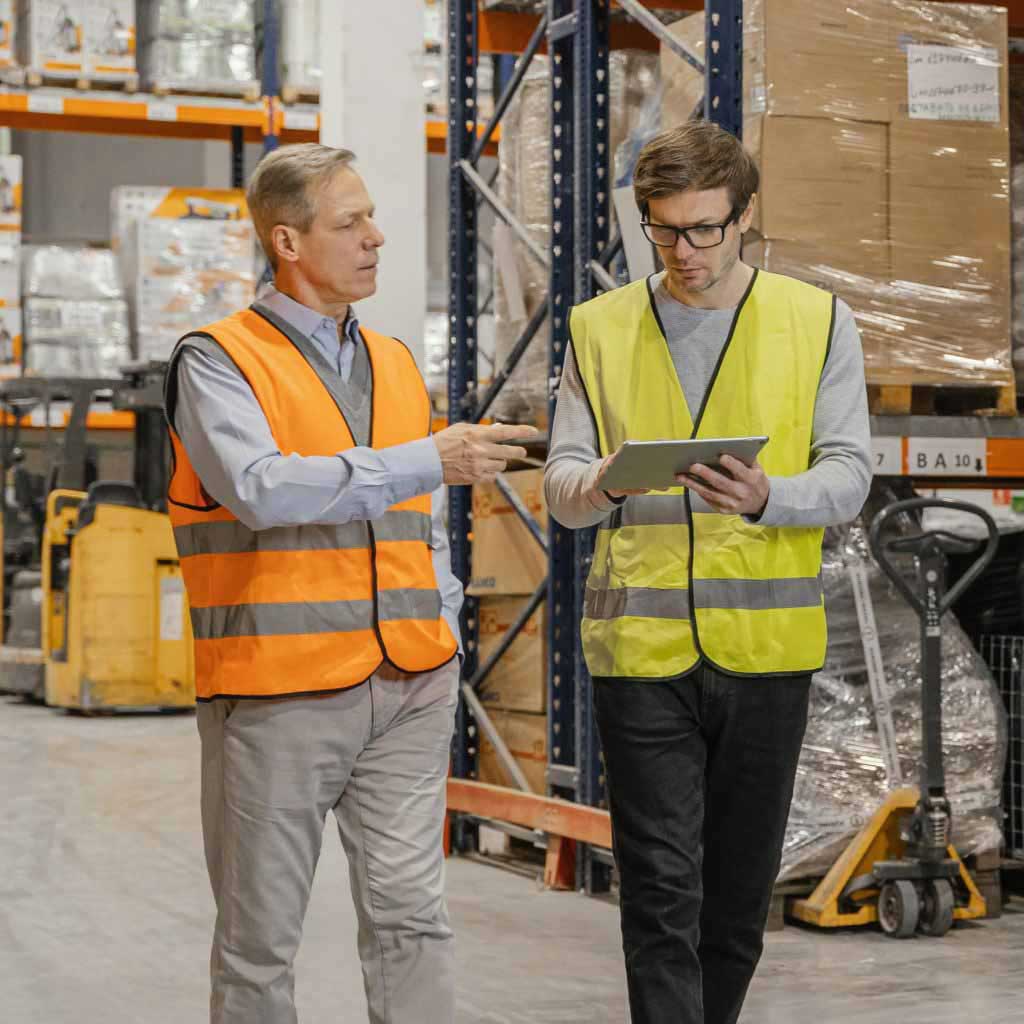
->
[164, 143, 532, 1024]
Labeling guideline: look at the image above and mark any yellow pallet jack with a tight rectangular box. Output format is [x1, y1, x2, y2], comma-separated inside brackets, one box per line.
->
[791, 497, 998, 938]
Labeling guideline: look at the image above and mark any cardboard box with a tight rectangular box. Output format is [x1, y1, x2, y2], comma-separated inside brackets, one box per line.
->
[0, 302, 22, 378]
[477, 597, 546, 714]
[21, 0, 85, 76]
[746, 0, 891, 123]
[662, 3, 890, 127]
[468, 468, 547, 596]
[83, 0, 136, 79]
[24, 297, 131, 377]
[890, 120, 1009, 274]
[660, 11, 704, 128]
[110, 185, 250, 291]
[746, 115, 888, 246]
[0, 1, 15, 69]
[134, 217, 257, 361]
[663, 2, 1008, 130]
[889, 1, 1008, 126]
[0, 237, 19, 300]
[0, 156, 22, 236]
[477, 709, 547, 794]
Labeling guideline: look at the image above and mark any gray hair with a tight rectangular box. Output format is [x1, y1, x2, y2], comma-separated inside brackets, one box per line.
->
[246, 143, 356, 269]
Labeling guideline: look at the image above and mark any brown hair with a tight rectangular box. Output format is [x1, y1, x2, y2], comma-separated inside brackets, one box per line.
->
[633, 121, 759, 216]
[246, 143, 356, 269]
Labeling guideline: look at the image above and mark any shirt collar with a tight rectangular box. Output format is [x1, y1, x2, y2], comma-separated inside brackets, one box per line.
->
[259, 286, 360, 345]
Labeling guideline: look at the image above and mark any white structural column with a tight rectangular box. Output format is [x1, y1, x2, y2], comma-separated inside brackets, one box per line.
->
[319, 0, 428, 367]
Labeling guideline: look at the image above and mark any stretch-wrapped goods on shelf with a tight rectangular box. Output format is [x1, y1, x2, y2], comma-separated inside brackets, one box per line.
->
[661, 0, 1012, 390]
[23, 245, 130, 378]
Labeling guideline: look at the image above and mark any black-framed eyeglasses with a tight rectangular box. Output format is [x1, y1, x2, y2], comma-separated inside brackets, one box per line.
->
[640, 208, 741, 250]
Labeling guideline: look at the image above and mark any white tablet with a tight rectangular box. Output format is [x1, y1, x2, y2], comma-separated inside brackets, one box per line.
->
[600, 436, 769, 492]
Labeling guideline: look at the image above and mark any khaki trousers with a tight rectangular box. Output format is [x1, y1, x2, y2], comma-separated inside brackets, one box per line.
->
[196, 660, 459, 1024]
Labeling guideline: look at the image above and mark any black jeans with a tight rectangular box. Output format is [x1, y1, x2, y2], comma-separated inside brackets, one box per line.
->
[594, 663, 811, 1024]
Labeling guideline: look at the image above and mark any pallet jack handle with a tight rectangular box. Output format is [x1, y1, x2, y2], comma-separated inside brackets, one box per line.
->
[868, 497, 999, 616]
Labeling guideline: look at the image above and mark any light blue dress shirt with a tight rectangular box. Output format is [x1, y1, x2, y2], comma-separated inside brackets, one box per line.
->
[171, 286, 464, 655]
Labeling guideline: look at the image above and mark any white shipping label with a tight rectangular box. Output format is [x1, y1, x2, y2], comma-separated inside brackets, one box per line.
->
[907, 44, 1000, 123]
[871, 436, 902, 475]
[907, 437, 987, 476]
[27, 94, 64, 115]
[146, 101, 178, 122]
[283, 110, 319, 132]
[159, 577, 185, 642]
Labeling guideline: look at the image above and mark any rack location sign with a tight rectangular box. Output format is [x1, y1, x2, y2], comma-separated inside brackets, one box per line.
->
[871, 436, 902, 475]
[906, 437, 987, 476]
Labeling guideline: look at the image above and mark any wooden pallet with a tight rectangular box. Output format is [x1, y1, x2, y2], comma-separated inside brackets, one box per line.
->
[23, 68, 139, 93]
[280, 83, 320, 106]
[150, 80, 261, 104]
[868, 381, 1018, 417]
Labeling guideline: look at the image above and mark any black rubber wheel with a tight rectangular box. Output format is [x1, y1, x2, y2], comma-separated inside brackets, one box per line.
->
[919, 879, 955, 937]
[878, 880, 920, 938]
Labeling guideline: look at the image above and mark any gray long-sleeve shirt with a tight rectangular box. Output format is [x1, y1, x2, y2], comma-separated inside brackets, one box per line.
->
[545, 271, 872, 529]
[169, 286, 464, 652]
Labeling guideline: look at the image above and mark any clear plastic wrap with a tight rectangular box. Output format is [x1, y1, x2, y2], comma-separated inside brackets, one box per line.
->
[1011, 70, 1024, 387]
[490, 57, 550, 426]
[660, 1, 1012, 390]
[18, 0, 84, 77]
[20, 1, 135, 81]
[139, 0, 256, 95]
[0, 1, 15, 71]
[23, 298, 131, 378]
[490, 50, 659, 425]
[25, 245, 122, 301]
[780, 522, 1007, 881]
[423, 308, 449, 413]
[280, 0, 320, 97]
[23, 244, 130, 378]
[134, 218, 256, 363]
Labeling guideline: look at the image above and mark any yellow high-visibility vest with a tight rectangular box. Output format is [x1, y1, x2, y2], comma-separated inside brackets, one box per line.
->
[570, 269, 834, 678]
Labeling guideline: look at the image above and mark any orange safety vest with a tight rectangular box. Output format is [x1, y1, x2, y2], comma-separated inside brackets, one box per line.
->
[165, 307, 458, 701]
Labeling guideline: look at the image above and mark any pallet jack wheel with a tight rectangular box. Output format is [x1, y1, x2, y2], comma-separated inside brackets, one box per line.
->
[878, 880, 920, 938]
[918, 879, 955, 937]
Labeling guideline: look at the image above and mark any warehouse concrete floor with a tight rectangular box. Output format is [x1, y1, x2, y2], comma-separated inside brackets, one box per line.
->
[2, 697, 1022, 1024]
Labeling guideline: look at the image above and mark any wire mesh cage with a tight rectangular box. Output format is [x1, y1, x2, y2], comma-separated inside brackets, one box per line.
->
[978, 635, 1024, 859]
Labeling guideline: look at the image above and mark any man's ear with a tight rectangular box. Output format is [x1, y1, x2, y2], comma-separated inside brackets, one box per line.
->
[271, 224, 301, 265]
[739, 195, 757, 234]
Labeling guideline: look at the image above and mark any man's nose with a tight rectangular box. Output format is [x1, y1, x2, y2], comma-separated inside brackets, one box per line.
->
[673, 233, 696, 259]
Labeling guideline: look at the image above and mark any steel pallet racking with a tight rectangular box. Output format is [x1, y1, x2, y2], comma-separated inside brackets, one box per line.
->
[445, 0, 741, 891]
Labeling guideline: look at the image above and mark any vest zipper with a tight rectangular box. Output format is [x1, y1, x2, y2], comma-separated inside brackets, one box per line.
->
[681, 269, 760, 671]
[366, 521, 389, 660]
[683, 488, 706, 666]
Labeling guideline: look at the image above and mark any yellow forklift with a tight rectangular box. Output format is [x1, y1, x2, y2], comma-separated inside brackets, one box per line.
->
[0, 367, 194, 711]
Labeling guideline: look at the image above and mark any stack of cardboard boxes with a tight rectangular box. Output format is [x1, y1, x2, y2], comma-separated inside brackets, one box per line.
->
[23, 244, 131, 377]
[110, 186, 256, 363]
[19, 1, 137, 85]
[0, 155, 20, 378]
[468, 468, 549, 794]
[662, 0, 1012, 389]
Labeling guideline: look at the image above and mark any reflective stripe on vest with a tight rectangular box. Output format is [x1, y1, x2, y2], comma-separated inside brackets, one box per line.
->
[166, 308, 457, 700]
[172, 509, 431, 559]
[583, 575, 824, 622]
[572, 270, 833, 679]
